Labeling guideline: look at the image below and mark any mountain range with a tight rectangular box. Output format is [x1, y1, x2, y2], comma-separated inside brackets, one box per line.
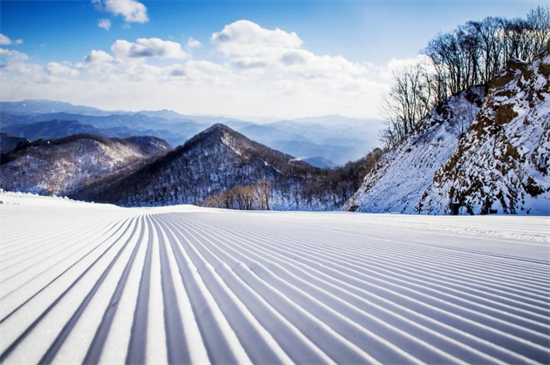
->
[1, 50, 548, 214]
[0, 100, 383, 165]
[1, 122, 379, 210]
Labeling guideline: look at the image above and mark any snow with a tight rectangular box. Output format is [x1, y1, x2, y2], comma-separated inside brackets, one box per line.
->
[347, 51, 550, 215]
[1, 193, 549, 364]
[344, 87, 485, 214]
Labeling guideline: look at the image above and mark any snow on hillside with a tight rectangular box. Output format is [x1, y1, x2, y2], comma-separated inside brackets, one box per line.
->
[345, 50, 550, 215]
[343, 87, 485, 213]
[1, 193, 549, 364]
[420, 53, 550, 215]
[0, 135, 171, 197]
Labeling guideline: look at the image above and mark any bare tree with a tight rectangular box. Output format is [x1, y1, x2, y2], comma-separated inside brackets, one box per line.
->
[381, 6, 549, 150]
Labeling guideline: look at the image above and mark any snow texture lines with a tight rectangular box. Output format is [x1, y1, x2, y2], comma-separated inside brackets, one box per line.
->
[1, 198, 549, 364]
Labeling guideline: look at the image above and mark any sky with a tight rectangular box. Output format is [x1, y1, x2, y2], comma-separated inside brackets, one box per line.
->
[0, 0, 544, 119]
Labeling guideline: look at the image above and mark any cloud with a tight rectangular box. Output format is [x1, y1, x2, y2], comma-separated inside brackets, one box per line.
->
[111, 38, 188, 59]
[0, 48, 41, 76]
[0, 34, 12, 45]
[280, 51, 307, 66]
[44, 62, 80, 78]
[380, 54, 434, 79]
[0, 34, 23, 46]
[212, 20, 302, 49]
[211, 20, 304, 70]
[84, 50, 115, 63]
[98, 19, 112, 31]
[1, 21, 431, 119]
[210, 20, 366, 81]
[186, 37, 202, 50]
[94, 0, 148, 24]
[0, 48, 29, 62]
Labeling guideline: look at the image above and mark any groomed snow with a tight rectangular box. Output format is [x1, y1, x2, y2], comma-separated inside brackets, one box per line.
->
[1, 192, 549, 364]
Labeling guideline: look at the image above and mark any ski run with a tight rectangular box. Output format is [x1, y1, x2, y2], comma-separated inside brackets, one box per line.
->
[1, 192, 549, 364]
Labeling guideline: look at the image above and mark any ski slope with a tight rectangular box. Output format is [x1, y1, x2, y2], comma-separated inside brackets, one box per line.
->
[1, 193, 549, 364]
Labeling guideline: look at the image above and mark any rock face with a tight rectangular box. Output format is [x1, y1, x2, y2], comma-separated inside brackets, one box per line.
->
[421, 53, 550, 215]
[343, 87, 486, 213]
[345, 51, 549, 215]
[0, 134, 172, 196]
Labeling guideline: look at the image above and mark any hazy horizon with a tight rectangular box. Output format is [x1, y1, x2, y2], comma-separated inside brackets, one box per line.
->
[0, 0, 541, 119]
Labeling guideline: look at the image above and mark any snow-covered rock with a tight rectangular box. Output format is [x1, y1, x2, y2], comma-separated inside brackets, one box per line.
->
[343, 87, 485, 213]
[422, 53, 550, 215]
[345, 50, 549, 215]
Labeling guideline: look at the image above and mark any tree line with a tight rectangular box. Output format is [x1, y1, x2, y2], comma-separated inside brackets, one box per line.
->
[380, 6, 550, 149]
[200, 148, 383, 210]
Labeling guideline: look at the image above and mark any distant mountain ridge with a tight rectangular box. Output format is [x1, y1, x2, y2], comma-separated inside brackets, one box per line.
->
[3, 119, 114, 141]
[0, 100, 111, 116]
[0, 99, 383, 165]
[0, 134, 172, 197]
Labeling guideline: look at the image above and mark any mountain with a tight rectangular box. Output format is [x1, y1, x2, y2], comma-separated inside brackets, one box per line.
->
[136, 109, 190, 120]
[1, 100, 384, 164]
[0, 133, 27, 153]
[0, 100, 111, 116]
[0, 121, 381, 210]
[0, 134, 172, 197]
[88, 124, 317, 206]
[263, 119, 383, 164]
[419, 53, 550, 215]
[301, 157, 337, 169]
[3, 119, 114, 140]
[343, 86, 486, 213]
[238, 121, 378, 165]
[345, 50, 550, 215]
[0, 112, 200, 146]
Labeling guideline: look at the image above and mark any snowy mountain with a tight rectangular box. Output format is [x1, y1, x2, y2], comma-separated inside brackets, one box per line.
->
[0, 134, 172, 197]
[420, 53, 550, 215]
[345, 50, 550, 215]
[88, 123, 317, 206]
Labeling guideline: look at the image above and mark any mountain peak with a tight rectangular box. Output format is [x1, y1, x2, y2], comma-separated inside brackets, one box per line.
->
[183, 123, 240, 149]
[205, 123, 234, 133]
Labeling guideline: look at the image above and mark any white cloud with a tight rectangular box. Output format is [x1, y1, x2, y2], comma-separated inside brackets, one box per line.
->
[1, 21, 436, 119]
[111, 38, 188, 59]
[211, 20, 304, 70]
[0, 34, 22, 46]
[84, 50, 115, 63]
[212, 20, 302, 49]
[0, 34, 12, 45]
[98, 18, 112, 31]
[210, 19, 366, 82]
[0, 48, 29, 62]
[94, 0, 148, 24]
[0, 49, 42, 76]
[186, 37, 202, 50]
[44, 62, 80, 78]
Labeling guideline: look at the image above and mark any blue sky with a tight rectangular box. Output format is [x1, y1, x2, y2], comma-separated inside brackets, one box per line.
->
[0, 0, 544, 118]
